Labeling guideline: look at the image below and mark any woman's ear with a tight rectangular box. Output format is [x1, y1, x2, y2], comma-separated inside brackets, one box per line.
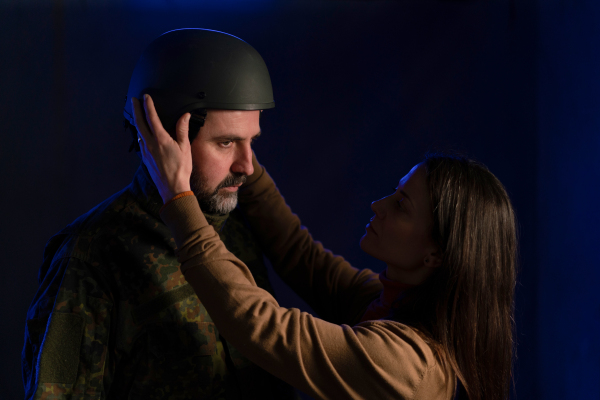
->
[424, 249, 443, 268]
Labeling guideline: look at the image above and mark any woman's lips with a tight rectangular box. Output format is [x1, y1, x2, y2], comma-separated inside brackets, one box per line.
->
[366, 223, 377, 236]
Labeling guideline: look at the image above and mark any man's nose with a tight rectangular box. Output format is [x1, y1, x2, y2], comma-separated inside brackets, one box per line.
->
[231, 142, 254, 176]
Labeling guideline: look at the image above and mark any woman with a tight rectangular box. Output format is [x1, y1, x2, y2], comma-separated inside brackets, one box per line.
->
[133, 96, 516, 400]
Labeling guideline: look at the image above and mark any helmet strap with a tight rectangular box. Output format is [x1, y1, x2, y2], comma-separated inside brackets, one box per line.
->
[188, 109, 207, 143]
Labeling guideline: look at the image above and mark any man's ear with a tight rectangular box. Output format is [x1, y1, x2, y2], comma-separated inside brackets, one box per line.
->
[424, 249, 443, 268]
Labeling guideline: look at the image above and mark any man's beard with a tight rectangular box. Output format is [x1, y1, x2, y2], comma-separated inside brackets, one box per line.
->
[190, 167, 247, 215]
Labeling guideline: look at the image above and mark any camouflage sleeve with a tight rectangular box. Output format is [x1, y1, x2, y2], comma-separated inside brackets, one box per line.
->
[23, 254, 114, 400]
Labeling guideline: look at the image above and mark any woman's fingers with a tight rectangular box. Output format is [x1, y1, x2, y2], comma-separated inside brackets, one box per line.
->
[175, 112, 191, 148]
[143, 94, 170, 143]
[131, 94, 193, 204]
[132, 94, 168, 143]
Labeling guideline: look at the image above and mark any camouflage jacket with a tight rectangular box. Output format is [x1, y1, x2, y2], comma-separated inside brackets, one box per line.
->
[23, 165, 297, 400]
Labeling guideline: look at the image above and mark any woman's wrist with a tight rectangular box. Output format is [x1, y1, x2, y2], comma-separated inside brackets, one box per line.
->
[160, 190, 195, 214]
[159, 181, 192, 204]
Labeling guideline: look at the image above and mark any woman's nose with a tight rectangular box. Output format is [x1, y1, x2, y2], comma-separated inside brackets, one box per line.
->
[370, 197, 386, 218]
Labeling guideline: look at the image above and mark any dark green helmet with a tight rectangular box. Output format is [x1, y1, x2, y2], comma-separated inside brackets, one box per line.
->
[123, 28, 274, 138]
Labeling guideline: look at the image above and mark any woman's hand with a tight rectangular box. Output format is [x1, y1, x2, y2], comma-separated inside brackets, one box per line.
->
[132, 94, 193, 203]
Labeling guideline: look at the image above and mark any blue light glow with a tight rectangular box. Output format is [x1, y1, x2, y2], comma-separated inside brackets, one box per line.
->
[125, 0, 274, 11]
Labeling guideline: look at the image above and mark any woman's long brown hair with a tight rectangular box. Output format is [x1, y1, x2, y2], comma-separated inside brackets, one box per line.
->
[393, 153, 516, 400]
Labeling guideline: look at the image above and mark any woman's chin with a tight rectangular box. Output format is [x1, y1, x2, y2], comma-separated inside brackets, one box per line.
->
[359, 234, 367, 247]
[359, 235, 375, 255]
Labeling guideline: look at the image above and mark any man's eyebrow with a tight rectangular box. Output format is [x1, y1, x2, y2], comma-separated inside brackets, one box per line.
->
[211, 131, 261, 141]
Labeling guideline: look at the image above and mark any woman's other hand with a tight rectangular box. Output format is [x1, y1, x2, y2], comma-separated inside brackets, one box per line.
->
[132, 94, 193, 203]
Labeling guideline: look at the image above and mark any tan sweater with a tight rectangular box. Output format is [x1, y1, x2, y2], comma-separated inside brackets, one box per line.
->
[160, 162, 455, 400]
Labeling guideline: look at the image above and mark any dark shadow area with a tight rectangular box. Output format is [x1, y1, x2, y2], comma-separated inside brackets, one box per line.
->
[2, 0, 597, 399]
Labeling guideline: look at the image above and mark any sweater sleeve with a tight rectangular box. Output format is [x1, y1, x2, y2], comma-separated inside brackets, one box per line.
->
[161, 196, 453, 400]
[237, 156, 382, 325]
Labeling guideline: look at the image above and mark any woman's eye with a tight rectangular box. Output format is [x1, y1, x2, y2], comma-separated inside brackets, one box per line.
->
[397, 198, 405, 209]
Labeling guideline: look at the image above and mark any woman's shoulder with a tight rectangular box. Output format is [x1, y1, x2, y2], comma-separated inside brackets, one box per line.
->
[353, 320, 456, 399]
[353, 320, 439, 366]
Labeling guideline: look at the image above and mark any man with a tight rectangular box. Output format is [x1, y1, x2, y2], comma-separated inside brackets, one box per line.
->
[23, 29, 296, 399]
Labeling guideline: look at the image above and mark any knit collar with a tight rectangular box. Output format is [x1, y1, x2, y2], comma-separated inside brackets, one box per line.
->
[204, 212, 229, 232]
[359, 270, 415, 323]
[130, 163, 230, 229]
[378, 270, 415, 308]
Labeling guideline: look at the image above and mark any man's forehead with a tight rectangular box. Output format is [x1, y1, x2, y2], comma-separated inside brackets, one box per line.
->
[202, 109, 261, 137]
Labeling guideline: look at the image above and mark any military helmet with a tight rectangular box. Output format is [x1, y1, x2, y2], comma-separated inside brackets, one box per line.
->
[123, 28, 274, 139]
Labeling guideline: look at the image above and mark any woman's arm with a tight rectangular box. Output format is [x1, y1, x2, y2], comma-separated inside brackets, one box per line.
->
[161, 196, 452, 400]
[239, 156, 381, 324]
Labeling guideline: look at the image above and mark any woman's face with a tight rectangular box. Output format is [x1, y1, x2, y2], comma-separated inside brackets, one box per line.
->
[360, 163, 440, 284]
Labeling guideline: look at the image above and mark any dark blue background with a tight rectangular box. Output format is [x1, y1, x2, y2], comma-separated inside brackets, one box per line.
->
[1, 0, 598, 399]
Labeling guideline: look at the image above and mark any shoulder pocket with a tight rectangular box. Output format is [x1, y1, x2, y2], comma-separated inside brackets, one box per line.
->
[36, 294, 112, 398]
[38, 313, 85, 384]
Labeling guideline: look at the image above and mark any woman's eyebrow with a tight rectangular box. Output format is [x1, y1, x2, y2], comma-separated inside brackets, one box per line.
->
[400, 190, 414, 207]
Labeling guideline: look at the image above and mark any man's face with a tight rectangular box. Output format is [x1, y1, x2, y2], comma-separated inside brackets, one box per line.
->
[190, 109, 261, 214]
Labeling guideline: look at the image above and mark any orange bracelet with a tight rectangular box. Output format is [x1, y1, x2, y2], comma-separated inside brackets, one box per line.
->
[160, 191, 194, 214]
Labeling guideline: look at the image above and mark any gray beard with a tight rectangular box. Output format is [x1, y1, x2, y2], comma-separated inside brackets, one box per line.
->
[190, 167, 247, 215]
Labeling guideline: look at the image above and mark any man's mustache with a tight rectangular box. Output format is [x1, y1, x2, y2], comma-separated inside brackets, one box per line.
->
[214, 174, 247, 193]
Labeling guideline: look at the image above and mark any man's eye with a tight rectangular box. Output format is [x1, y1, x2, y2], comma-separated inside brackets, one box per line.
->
[220, 141, 233, 148]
